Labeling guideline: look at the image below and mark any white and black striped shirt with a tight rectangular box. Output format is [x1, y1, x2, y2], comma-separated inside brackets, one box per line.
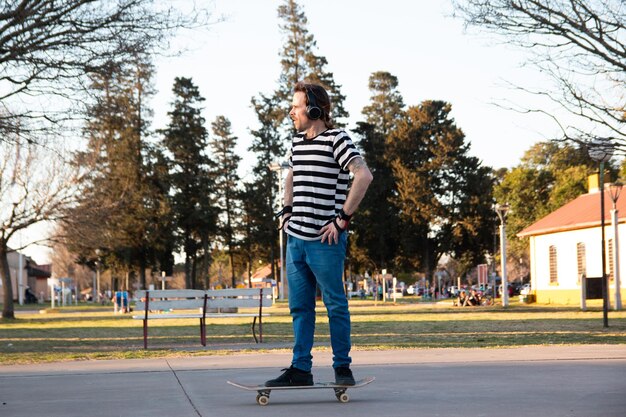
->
[286, 128, 361, 240]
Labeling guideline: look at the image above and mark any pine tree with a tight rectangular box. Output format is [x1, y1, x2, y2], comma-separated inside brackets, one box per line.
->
[362, 72, 405, 137]
[247, 94, 285, 280]
[276, 0, 349, 127]
[159, 77, 216, 289]
[210, 115, 241, 287]
[239, 182, 258, 287]
[143, 143, 176, 277]
[65, 55, 171, 291]
[245, 0, 350, 279]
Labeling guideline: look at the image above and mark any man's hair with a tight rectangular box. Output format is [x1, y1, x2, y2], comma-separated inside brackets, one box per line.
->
[294, 81, 334, 128]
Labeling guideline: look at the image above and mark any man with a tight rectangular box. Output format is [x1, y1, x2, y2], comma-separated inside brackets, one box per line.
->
[265, 82, 373, 387]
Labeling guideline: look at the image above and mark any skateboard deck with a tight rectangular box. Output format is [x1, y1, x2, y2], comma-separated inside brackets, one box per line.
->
[227, 376, 375, 405]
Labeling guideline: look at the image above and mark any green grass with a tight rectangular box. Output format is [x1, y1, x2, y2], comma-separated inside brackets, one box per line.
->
[1, 300, 625, 365]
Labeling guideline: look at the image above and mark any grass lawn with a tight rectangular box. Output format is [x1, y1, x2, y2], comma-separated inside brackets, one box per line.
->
[1, 299, 625, 365]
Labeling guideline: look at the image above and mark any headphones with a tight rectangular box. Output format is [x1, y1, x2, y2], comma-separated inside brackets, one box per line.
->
[305, 88, 323, 120]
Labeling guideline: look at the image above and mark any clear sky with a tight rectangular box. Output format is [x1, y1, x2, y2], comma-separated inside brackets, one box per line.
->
[23, 0, 565, 264]
[152, 0, 562, 175]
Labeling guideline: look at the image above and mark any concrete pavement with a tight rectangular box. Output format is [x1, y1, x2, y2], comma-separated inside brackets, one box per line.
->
[1, 345, 625, 417]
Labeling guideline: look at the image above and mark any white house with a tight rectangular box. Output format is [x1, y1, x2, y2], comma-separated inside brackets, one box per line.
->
[518, 177, 626, 306]
[0, 249, 51, 303]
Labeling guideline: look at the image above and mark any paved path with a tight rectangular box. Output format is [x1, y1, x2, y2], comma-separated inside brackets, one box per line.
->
[1, 345, 625, 417]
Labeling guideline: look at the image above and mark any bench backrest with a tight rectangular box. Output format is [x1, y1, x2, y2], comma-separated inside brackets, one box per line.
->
[206, 288, 273, 309]
[135, 289, 207, 312]
[134, 288, 273, 312]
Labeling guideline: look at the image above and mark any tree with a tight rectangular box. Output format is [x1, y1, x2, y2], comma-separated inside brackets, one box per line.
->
[239, 182, 262, 287]
[247, 94, 285, 281]
[275, 0, 349, 129]
[353, 71, 406, 272]
[244, 0, 352, 280]
[520, 141, 598, 211]
[210, 115, 241, 287]
[389, 101, 496, 276]
[49, 236, 95, 299]
[63, 55, 170, 291]
[160, 77, 216, 289]
[1, 138, 80, 318]
[142, 144, 176, 278]
[361, 72, 406, 137]
[453, 0, 625, 149]
[0, 0, 213, 144]
[495, 141, 604, 260]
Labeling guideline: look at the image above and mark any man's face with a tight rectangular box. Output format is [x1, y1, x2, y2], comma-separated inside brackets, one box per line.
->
[289, 91, 309, 132]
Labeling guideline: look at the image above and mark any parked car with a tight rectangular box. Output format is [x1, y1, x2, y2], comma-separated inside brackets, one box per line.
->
[520, 284, 532, 295]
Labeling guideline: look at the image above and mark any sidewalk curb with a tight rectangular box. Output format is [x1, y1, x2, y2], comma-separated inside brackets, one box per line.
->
[1, 344, 624, 377]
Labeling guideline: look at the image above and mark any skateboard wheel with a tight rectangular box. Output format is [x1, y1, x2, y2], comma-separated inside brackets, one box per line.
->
[256, 394, 269, 406]
[337, 393, 349, 403]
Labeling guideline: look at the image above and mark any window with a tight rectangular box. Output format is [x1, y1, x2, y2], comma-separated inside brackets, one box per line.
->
[576, 243, 586, 284]
[549, 245, 558, 284]
[608, 239, 614, 282]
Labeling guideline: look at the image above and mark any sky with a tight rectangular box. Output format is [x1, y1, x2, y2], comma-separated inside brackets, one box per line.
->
[23, 0, 565, 264]
[151, 0, 563, 175]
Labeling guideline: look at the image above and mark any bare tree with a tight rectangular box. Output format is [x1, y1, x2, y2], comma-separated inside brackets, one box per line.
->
[0, 137, 81, 318]
[0, 0, 214, 144]
[453, 0, 625, 149]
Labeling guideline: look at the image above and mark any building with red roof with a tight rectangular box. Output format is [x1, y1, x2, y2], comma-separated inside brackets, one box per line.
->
[518, 176, 626, 305]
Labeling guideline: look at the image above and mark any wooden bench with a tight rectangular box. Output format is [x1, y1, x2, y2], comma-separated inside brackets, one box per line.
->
[133, 288, 272, 348]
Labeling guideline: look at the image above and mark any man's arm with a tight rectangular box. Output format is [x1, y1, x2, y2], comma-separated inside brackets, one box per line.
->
[281, 168, 294, 229]
[320, 157, 373, 244]
[341, 157, 373, 216]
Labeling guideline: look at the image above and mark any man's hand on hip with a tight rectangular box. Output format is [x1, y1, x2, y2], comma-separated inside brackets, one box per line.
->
[320, 218, 347, 245]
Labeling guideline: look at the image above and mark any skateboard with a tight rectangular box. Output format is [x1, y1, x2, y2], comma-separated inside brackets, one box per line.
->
[227, 376, 375, 405]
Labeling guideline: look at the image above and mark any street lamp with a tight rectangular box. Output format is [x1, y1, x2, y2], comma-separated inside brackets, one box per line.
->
[495, 203, 510, 307]
[588, 137, 614, 327]
[268, 161, 290, 300]
[609, 181, 623, 310]
[95, 249, 101, 304]
[485, 253, 495, 298]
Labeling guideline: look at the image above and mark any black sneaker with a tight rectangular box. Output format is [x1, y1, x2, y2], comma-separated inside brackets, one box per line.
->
[265, 366, 314, 387]
[334, 366, 355, 386]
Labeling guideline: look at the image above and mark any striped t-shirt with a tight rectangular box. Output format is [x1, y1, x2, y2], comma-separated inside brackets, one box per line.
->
[286, 128, 361, 241]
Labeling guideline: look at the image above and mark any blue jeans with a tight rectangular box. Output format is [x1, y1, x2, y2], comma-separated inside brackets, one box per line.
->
[286, 234, 352, 372]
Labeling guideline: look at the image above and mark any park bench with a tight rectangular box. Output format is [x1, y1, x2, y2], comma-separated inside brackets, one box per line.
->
[133, 288, 273, 348]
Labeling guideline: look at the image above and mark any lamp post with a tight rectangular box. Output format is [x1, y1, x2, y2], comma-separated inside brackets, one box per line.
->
[18, 251, 24, 306]
[495, 203, 510, 307]
[609, 181, 623, 311]
[268, 161, 290, 300]
[588, 137, 614, 327]
[95, 249, 101, 303]
[485, 253, 494, 298]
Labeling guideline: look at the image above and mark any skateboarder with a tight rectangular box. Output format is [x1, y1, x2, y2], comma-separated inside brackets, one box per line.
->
[266, 82, 373, 387]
